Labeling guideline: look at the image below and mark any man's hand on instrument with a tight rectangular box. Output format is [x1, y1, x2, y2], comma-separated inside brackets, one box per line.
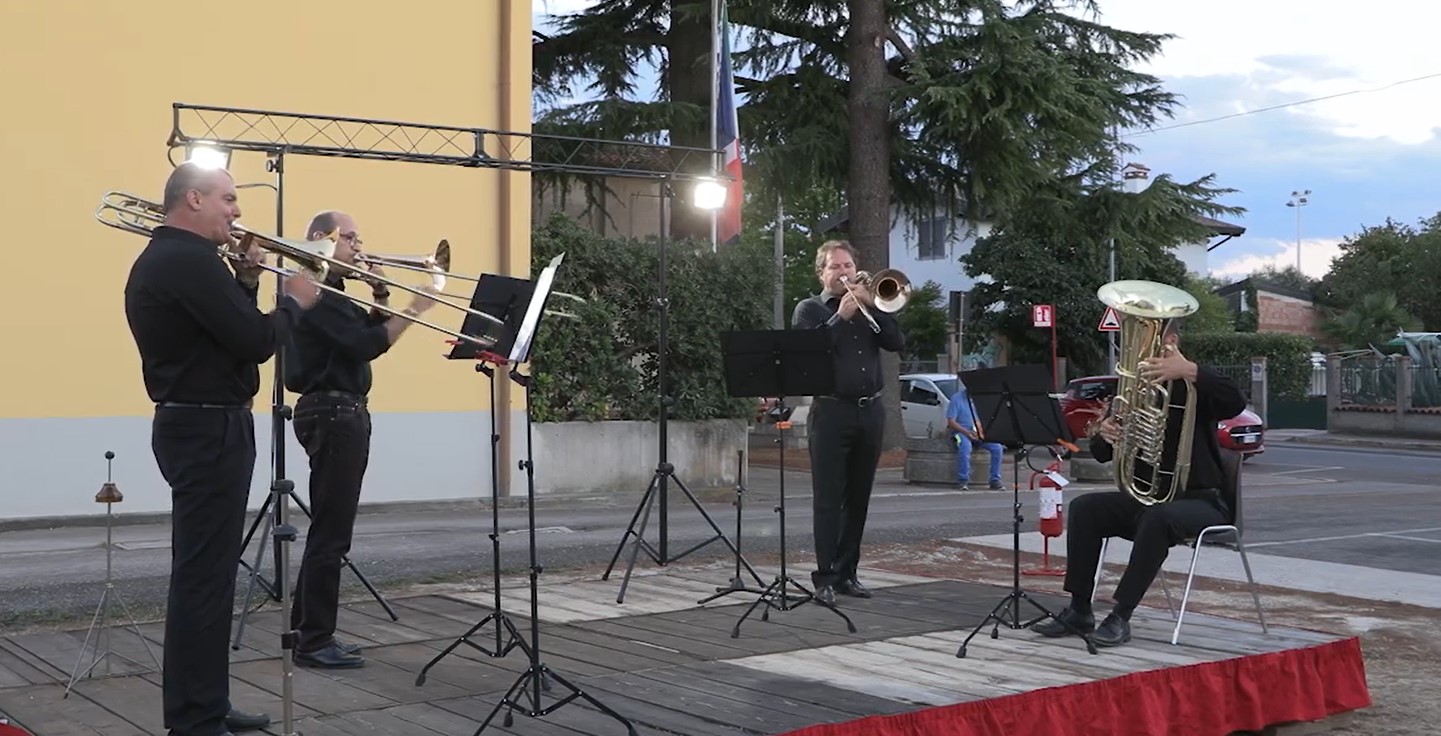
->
[406, 285, 440, 316]
[282, 273, 321, 309]
[837, 289, 860, 320]
[1096, 416, 1122, 444]
[1139, 344, 1197, 383]
[231, 238, 265, 287]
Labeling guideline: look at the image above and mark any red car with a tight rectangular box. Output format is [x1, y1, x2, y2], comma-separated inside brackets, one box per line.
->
[1058, 375, 1265, 460]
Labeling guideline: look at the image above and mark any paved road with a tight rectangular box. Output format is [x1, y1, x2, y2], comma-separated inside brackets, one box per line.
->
[1, 442, 1436, 627]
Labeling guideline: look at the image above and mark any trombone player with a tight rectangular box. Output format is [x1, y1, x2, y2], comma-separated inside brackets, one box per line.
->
[124, 162, 320, 736]
[284, 210, 438, 669]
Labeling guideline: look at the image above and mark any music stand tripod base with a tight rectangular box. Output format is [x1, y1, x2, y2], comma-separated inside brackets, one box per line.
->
[717, 329, 856, 638]
[951, 364, 1097, 658]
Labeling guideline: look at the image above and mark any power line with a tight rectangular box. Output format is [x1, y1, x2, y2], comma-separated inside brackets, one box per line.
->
[1125, 70, 1441, 137]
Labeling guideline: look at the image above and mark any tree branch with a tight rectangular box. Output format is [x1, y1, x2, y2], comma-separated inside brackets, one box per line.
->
[886, 28, 920, 65]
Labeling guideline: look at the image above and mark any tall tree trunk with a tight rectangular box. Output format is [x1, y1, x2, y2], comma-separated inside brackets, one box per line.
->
[847, 0, 903, 449]
[667, 0, 715, 244]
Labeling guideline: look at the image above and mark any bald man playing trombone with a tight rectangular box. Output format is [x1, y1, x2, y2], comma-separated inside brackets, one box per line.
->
[124, 161, 321, 736]
[283, 210, 438, 669]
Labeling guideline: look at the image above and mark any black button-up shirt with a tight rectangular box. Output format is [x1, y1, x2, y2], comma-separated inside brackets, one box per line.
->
[791, 291, 906, 398]
[123, 225, 303, 405]
[283, 276, 393, 396]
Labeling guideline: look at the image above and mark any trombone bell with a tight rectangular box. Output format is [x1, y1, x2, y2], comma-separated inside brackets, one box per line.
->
[858, 268, 911, 313]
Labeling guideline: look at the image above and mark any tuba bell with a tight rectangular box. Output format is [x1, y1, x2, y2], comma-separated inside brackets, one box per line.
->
[1098, 279, 1200, 506]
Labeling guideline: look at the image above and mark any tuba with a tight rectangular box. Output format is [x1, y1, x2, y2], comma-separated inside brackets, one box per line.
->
[1098, 280, 1200, 506]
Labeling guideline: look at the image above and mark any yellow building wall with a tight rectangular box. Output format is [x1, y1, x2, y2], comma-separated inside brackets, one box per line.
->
[0, 0, 532, 420]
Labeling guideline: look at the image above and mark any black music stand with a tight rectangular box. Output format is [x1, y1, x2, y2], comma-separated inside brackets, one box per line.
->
[415, 273, 535, 686]
[720, 329, 856, 637]
[458, 254, 636, 736]
[954, 364, 1096, 657]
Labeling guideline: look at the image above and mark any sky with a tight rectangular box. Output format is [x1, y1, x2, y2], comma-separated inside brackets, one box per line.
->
[532, 1, 1441, 282]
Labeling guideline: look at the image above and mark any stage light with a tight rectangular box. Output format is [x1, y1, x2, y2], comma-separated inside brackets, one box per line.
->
[693, 177, 727, 211]
[186, 143, 231, 170]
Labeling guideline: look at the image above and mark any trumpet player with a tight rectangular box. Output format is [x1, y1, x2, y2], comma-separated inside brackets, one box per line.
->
[124, 162, 320, 736]
[1030, 319, 1245, 648]
[792, 240, 905, 605]
[283, 210, 438, 669]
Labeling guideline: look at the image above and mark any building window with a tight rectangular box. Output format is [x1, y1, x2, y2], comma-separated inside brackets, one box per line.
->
[917, 217, 948, 260]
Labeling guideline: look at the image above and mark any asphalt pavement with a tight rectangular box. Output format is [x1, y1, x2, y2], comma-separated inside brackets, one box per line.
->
[1, 439, 1436, 629]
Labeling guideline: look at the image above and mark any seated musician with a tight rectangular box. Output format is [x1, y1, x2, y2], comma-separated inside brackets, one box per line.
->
[1030, 320, 1246, 647]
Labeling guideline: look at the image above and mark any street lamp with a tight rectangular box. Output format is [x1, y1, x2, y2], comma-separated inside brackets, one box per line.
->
[1286, 189, 1311, 273]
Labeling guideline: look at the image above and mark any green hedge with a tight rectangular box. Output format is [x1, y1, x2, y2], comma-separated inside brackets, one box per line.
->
[525, 215, 774, 422]
[1183, 331, 1316, 400]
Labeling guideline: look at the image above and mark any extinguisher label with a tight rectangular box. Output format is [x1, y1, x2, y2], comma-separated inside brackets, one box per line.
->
[1044, 471, 1070, 487]
[1038, 487, 1062, 519]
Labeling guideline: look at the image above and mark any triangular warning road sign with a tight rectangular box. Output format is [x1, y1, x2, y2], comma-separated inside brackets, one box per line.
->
[1098, 306, 1121, 332]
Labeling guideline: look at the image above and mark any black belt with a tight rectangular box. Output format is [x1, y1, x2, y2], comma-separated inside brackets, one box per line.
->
[819, 391, 883, 407]
[156, 401, 252, 410]
[298, 390, 367, 406]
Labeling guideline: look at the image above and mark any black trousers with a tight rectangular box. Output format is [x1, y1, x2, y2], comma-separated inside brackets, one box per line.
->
[151, 406, 256, 736]
[805, 397, 885, 589]
[1063, 490, 1227, 609]
[289, 394, 372, 653]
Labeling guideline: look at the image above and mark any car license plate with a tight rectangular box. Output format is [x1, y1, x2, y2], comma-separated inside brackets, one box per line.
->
[1238, 435, 1257, 444]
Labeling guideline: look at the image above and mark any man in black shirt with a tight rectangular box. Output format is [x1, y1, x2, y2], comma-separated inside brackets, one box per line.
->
[284, 210, 438, 669]
[792, 240, 905, 605]
[1031, 321, 1246, 647]
[124, 162, 320, 736]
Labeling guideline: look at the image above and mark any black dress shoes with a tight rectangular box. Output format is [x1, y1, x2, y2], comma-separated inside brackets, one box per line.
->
[1030, 606, 1096, 638]
[295, 642, 365, 669]
[335, 638, 363, 655]
[836, 578, 872, 599]
[225, 708, 271, 732]
[1091, 612, 1132, 647]
[813, 584, 836, 605]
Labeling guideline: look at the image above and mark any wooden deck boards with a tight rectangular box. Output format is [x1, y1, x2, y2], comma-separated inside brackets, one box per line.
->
[0, 567, 1349, 736]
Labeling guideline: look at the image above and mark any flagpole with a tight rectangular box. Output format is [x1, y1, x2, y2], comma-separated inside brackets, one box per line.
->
[774, 190, 785, 328]
[709, 0, 721, 252]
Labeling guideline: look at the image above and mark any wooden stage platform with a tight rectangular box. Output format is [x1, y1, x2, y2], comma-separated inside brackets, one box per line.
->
[0, 565, 1370, 735]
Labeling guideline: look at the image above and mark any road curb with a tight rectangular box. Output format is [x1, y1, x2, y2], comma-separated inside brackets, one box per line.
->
[1281, 435, 1441, 453]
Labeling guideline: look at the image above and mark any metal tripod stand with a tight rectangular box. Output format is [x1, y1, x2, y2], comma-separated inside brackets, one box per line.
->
[416, 359, 530, 686]
[64, 451, 161, 697]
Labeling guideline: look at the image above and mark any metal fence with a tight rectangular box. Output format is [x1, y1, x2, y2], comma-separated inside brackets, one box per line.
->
[1338, 356, 1396, 408]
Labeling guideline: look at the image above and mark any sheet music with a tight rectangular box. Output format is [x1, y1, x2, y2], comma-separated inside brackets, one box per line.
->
[508, 253, 565, 364]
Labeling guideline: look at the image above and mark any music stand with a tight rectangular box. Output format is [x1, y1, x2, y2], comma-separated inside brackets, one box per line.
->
[457, 254, 637, 736]
[417, 273, 535, 686]
[954, 364, 1097, 657]
[719, 329, 856, 637]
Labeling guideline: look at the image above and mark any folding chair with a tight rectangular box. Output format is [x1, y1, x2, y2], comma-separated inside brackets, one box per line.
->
[1092, 449, 1268, 644]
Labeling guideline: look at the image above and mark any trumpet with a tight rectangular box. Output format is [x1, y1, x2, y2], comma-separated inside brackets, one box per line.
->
[95, 191, 503, 348]
[839, 268, 911, 333]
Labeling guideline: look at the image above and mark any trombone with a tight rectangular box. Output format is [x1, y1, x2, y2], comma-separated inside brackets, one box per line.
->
[354, 239, 585, 320]
[94, 191, 501, 349]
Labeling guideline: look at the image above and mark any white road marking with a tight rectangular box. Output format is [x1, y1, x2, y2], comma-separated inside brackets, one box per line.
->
[1263, 465, 1344, 477]
[1243, 527, 1441, 548]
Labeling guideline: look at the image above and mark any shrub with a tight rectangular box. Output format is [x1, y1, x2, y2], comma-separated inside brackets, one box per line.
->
[1183, 331, 1316, 400]
[526, 215, 774, 422]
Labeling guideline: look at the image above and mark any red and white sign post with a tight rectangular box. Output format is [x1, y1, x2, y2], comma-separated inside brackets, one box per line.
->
[1032, 304, 1057, 389]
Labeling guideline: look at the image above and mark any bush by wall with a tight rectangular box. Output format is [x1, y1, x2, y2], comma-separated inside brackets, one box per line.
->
[526, 215, 774, 422]
[1183, 331, 1316, 400]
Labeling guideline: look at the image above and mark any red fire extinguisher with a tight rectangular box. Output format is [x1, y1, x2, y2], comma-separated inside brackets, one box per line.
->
[1022, 457, 1067, 577]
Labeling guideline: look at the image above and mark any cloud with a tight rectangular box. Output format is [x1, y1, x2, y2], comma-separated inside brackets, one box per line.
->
[1210, 237, 1344, 281]
[1088, 0, 1441, 147]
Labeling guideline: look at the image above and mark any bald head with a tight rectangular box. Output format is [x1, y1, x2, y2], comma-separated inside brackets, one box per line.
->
[162, 162, 240, 244]
[307, 210, 360, 265]
[164, 162, 231, 213]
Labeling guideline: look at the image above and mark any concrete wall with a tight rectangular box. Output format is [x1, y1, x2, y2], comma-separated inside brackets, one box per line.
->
[2, 415, 745, 522]
[1328, 354, 1441, 438]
